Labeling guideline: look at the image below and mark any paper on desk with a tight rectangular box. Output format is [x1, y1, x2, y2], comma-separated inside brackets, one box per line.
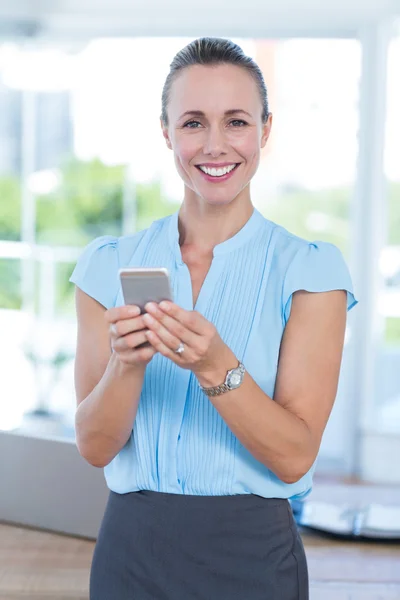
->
[301, 501, 355, 534]
[363, 503, 400, 533]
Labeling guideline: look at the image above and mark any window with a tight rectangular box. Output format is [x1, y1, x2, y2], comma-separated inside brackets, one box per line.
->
[0, 44, 22, 243]
[377, 27, 400, 429]
[253, 39, 360, 260]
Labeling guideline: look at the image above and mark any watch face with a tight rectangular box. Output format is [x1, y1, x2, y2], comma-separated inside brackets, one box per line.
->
[227, 370, 242, 388]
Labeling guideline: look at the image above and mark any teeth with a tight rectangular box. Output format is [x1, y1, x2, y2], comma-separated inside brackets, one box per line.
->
[199, 164, 237, 177]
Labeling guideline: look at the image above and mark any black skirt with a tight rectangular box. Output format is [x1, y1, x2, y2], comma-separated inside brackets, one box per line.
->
[90, 489, 309, 600]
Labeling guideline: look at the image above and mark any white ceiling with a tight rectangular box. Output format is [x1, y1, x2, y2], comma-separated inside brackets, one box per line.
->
[0, 0, 399, 39]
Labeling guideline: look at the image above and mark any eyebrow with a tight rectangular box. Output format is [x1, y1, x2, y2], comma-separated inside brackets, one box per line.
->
[178, 109, 252, 120]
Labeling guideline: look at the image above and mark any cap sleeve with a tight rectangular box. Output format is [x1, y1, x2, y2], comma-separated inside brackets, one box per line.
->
[69, 235, 119, 309]
[282, 241, 358, 325]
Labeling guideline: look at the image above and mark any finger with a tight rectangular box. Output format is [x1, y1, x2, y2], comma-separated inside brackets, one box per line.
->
[110, 315, 147, 338]
[145, 330, 183, 360]
[112, 329, 149, 352]
[117, 344, 157, 364]
[142, 312, 183, 352]
[105, 305, 141, 324]
[156, 301, 206, 335]
[144, 302, 201, 343]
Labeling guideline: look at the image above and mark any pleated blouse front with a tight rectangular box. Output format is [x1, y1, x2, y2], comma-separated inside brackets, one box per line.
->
[70, 208, 358, 500]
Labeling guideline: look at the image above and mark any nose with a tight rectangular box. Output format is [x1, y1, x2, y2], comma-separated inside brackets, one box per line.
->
[203, 125, 227, 157]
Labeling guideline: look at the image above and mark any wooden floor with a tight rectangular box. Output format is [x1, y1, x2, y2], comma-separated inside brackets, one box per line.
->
[1, 482, 400, 600]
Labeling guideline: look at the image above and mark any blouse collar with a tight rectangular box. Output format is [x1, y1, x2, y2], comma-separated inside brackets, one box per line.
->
[168, 206, 265, 266]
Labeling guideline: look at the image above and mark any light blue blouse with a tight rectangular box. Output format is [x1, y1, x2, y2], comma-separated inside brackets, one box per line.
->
[70, 208, 358, 500]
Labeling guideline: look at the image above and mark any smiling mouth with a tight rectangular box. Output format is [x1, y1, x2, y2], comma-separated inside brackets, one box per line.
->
[195, 163, 240, 178]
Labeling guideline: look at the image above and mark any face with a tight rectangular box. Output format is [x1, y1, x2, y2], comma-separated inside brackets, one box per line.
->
[161, 64, 272, 208]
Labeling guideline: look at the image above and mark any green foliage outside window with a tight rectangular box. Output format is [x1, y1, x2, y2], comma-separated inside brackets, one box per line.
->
[0, 176, 21, 242]
[0, 258, 21, 309]
[35, 159, 126, 246]
[265, 186, 351, 256]
[385, 318, 400, 347]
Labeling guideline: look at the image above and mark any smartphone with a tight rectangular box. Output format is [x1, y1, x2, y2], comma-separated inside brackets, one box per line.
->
[119, 267, 173, 314]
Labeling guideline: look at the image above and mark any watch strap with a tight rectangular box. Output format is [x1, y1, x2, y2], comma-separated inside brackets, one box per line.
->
[201, 382, 231, 397]
[200, 362, 245, 397]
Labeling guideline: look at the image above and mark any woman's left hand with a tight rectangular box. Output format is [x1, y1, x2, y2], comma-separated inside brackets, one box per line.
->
[142, 301, 230, 377]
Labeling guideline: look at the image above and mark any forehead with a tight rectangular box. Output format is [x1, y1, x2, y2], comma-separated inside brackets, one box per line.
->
[168, 64, 261, 118]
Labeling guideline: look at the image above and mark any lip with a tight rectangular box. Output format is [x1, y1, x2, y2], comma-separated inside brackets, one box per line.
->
[195, 163, 240, 183]
[196, 162, 239, 168]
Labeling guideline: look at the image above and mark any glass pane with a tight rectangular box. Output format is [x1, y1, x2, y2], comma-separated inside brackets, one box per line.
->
[27, 40, 182, 246]
[0, 257, 21, 309]
[383, 28, 400, 347]
[35, 158, 125, 246]
[378, 26, 400, 430]
[253, 39, 360, 259]
[0, 44, 22, 241]
[56, 260, 77, 318]
[0, 257, 33, 431]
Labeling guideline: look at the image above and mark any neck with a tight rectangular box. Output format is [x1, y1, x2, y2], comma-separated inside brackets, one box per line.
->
[178, 193, 254, 256]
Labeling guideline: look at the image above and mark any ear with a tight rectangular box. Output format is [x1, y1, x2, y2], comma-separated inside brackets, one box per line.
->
[260, 113, 273, 148]
[161, 118, 172, 150]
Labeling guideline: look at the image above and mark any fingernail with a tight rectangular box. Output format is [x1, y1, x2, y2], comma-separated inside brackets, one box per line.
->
[128, 306, 140, 316]
[159, 301, 171, 311]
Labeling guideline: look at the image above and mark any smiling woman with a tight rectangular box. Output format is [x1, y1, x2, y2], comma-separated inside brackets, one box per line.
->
[69, 37, 357, 600]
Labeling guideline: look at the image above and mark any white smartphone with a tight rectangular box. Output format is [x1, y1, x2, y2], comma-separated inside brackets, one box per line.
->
[118, 267, 173, 314]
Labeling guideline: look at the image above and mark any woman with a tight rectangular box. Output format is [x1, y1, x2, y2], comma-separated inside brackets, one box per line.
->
[70, 37, 357, 600]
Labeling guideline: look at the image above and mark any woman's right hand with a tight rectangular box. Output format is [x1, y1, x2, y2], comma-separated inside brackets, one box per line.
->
[105, 305, 157, 367]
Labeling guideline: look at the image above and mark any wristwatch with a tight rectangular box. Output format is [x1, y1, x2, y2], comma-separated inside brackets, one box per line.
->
[199, 361, 246, 397]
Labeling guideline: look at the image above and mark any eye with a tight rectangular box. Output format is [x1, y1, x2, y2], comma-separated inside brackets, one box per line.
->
[183, 120, 202, 128]
[229, 119, 247, 127]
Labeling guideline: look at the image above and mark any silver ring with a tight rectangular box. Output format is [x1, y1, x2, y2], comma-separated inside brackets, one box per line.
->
[175, 342, 185, 354]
